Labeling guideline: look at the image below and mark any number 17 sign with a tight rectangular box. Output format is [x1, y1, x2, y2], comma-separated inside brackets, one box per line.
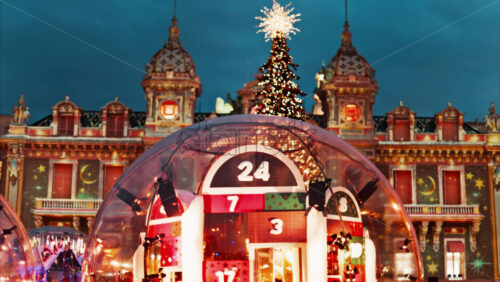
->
[201, 145, 305, 195]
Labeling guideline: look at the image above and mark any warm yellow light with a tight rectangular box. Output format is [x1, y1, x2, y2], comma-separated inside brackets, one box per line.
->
[423, 135, 431, 141]
[256, 0, 301, 41]
[160, 100, 179, 120]
[488, 135, 500, 143]
[392, 202, 399, 211]
[470, 135, 479, 142]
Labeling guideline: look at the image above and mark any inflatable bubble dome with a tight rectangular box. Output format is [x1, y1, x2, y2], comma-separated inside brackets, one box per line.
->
[0, 194, 44, 281]
[83, 114, 423, 281]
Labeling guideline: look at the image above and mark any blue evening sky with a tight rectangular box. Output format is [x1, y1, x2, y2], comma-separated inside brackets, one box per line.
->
[0, 0, 499, 122]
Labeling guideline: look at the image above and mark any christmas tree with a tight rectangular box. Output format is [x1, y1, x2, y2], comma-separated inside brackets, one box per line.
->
[255, 0, 307, 121]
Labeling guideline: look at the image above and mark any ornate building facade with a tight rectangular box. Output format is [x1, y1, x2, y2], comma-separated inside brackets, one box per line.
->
[0, 14, 499, 282]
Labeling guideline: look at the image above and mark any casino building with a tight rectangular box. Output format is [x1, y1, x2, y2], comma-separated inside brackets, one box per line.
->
[1, 10, 500, 282]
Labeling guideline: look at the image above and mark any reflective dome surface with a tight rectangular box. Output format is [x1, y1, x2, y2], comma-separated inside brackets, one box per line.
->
[83, 115, 422, 281]
[0, 194, 44, 281]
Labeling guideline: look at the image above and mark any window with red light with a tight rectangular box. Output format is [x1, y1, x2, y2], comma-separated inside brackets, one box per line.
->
[58, 114, 74, 136]
[394, 119, 410, 141]
[103, 165, 123, 198]
[443, 121, 458, 141]
[160, 100, 179, 120]
[106, 114, 124, 137]
[52, 163, 72, 199]
[443, 170, 461, 204]
[393, 170, 412, 204]
[342, 103, 361, 122]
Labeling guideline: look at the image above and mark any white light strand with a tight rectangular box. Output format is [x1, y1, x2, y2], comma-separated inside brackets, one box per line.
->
[256, 0, 301, 41]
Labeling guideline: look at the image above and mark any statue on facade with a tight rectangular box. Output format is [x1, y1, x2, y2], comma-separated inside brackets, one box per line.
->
[12, 93, 29, 124]
[485, 102, 499, 133]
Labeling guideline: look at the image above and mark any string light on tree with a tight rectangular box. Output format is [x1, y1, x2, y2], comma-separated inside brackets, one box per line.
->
[254, 0, 307, 121]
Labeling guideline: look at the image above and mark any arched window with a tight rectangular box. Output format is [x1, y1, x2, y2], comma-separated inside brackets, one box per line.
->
[53, 97, 79, 136]
[443, 121, 458, 141]
[393, 119, 410, 141]
[438, 105, 463, 141]
[342, 103, 361, 122]
[160, 100, 179, 120]
[387, 103, 414, 141]
[103, 98, 128, 138]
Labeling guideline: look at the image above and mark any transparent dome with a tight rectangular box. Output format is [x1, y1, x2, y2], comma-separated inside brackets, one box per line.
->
[0, 194, 44, 281]
[83, 115, 423, 281]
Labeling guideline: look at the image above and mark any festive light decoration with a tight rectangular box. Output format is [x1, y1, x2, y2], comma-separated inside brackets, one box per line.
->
[256, 0, 301, 41]
[255, 1, 307, 121]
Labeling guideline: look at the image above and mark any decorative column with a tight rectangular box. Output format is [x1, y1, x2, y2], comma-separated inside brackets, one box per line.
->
[123, 109, 129, 137]
[34, 215, 44, 228]
[470, 221, 481, 252]
[146, 89, 154, 122]
[409, 112, 416, 141]
[306, 208, 327, 282]
[101, 108, 107, 137]
[181, 195, 204, 281]
[433, 221, 442, 252]
[87, 217, 95, 233]
[435, 114, 443, 141]
[458, 114, 464, 141]
[5, 143, 24, 214]
[51, 108, 58, 135]
[387, 113, 394, 141]
[73, 107, 80, 136]
[72, 216, 81, 230]
[419, 221, 429, 252]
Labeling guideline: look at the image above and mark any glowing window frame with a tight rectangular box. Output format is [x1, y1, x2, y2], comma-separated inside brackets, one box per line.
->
[159, 99, 179, 120]
[342, 103, 361, 122]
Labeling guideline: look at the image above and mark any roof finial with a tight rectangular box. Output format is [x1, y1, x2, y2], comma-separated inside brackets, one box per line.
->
[168, 0, 180, 43]
[345, 0, 348, 25]
[173, 0, 177, 20]
[341, 0, 352, 46]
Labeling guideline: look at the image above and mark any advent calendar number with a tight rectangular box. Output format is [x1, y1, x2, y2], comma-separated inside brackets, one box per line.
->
[237, 161, 270, 182]
[269, 218, 283, 235]
[254, 161, 270, 181]
[215, 268, 236, 282]
[237, 161, 253, 181]
[227, 195, 239, 212]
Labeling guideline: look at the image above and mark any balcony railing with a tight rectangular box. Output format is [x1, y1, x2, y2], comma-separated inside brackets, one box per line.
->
[33, 198, 102, 216]
[404, 204, 480, 215]
[404, 204, 483, 222]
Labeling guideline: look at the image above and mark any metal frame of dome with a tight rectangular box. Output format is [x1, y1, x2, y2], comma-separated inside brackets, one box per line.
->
[0, 194, 44, 281]
[83, 114, 423, 281]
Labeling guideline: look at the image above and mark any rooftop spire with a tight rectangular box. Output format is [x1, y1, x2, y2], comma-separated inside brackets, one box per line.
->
[168, 0, 180, 43]
[173, 0, 177, 19]
[341, 0, 352, 46]
[345, 0, 348, 24]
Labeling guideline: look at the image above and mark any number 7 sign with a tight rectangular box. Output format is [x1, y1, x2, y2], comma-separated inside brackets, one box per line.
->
[204, 194, 265, 213]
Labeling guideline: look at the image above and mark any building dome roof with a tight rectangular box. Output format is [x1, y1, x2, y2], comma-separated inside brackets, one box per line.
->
[144, 17, 197, 78]
[322, 23, 375, 82]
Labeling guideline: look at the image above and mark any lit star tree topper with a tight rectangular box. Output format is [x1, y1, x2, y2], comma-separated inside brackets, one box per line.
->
[254, 0, 307, 121]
